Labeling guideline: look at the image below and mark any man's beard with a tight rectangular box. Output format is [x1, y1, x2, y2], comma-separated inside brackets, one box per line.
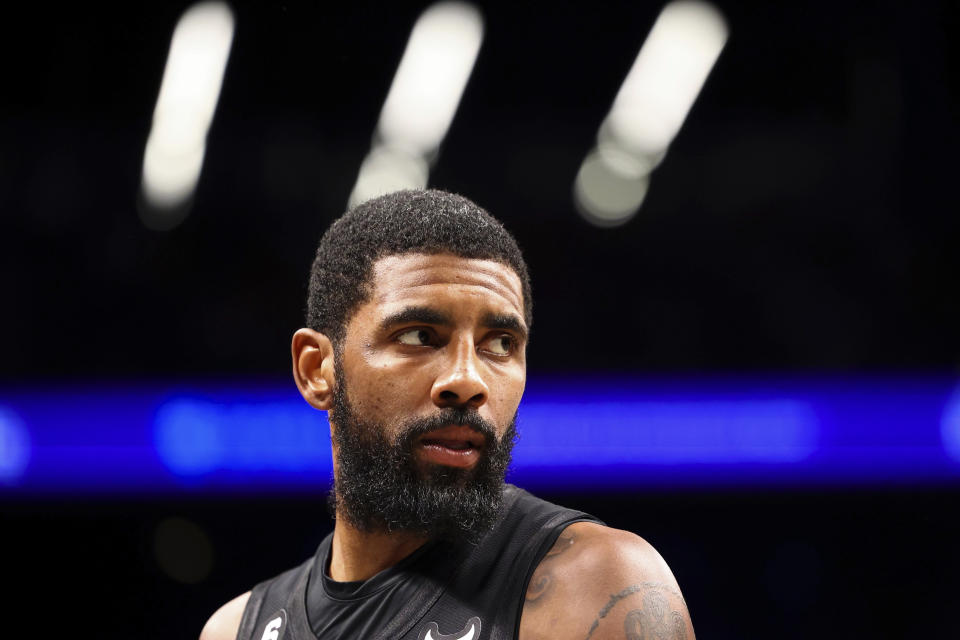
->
[328, 374, 517, 543]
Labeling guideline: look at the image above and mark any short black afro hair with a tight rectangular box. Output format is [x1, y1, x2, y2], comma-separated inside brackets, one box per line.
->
[305, 189, 532, 344]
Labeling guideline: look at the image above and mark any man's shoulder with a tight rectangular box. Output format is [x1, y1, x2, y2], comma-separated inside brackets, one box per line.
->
[520, 521, 694, 640]
[526, 522, 676, 600]
[199, 591, 251, 640]
[551, 521, 676, 579]
[198, 552, 316, 640]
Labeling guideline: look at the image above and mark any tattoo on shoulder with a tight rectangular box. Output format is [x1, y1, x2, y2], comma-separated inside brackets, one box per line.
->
[584, 583, 688, 640]
[525, 530, 578, 605]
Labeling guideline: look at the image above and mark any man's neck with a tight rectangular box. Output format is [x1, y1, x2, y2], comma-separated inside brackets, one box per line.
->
[328, 517, 428, 582]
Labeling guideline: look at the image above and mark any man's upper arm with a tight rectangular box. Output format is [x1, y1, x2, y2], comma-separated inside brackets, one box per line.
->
[199, 591, 251, 640]
[519, 522, 694, 640]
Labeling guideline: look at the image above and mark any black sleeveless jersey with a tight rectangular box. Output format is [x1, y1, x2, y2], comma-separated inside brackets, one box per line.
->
[235, 484, 602, 640]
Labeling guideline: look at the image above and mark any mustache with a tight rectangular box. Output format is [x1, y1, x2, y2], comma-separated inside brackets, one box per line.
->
[395, 408, 498, 449]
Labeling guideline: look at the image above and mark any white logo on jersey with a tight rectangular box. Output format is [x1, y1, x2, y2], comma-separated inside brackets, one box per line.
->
[421, 616, 481, 640]
[261, 615, 283, 640]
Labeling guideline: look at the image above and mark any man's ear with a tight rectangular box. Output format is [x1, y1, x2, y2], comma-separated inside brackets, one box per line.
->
[292, 328, 336, 411]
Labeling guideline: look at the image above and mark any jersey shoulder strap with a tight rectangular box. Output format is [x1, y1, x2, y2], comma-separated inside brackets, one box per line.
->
[416, 485, 604, 640]
[236, 555, 314, 640]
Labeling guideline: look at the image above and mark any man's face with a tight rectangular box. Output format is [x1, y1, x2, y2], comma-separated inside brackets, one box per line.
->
[329, 252, 528, 540]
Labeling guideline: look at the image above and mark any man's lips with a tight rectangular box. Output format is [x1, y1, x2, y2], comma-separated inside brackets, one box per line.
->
[416, 425, 485, 468]
[418, 424, 486, 448]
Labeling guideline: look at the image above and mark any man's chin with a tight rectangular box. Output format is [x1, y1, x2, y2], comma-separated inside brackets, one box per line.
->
[328, 384, 516, 541]
[331, 478, 505, 544]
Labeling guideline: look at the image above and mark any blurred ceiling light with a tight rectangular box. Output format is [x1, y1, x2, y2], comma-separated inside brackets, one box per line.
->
[349, 2, 483, 208]
[574, 149, 651, 227]
[350, 145, 430, 209]
[140, 2, 235, 229]
[575, 0, 727, 227]
[608, 0, 727, 157]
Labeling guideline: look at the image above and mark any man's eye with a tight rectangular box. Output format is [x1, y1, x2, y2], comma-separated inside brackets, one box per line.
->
[397, 329, 432, 346]
[486, 336, 513, 356]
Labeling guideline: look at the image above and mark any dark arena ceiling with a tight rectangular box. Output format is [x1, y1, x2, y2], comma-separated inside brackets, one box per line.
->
[1, 0, 957, 378]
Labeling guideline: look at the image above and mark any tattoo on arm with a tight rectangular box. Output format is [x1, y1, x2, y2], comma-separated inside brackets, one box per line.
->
[623, 592, 687, 640]
[584, 583, 688, 640]
[524, 569, 551, 604]
[524, 530, 577, 605]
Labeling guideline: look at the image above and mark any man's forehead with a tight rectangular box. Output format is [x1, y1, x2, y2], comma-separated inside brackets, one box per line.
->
[369, 253, 525, 314]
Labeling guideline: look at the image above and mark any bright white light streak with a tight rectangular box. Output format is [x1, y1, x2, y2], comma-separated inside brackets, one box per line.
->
[349, 2, 483, 208]
[141, 2, 234, 224]
[377, 2, 484, 156]
[574, 149, 651, 227]
[575, 1, 727, 227]
[607, 0, 727, 157]
[349, 146, 430, 208]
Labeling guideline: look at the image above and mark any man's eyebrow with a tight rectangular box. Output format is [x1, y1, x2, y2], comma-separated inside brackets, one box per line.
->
[482, 312, 528, 340]
[378, 306, 452, 331]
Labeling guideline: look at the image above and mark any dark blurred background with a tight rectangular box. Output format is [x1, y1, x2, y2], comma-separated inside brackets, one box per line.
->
[1, 0, 958, 638]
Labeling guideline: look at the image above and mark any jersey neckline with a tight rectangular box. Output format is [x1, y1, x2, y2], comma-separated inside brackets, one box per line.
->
[317, 534, 442, 602]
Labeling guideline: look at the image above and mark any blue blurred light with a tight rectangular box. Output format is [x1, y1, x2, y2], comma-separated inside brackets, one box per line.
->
[940, 384, 960, 463]
[1, 376, 959, 494]
[515, 399, 817, 465]
[154, 397, 331, 476]
[0, 406, 30, 484]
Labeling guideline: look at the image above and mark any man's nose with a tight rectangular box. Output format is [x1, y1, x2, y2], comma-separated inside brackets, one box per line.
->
[430, 338, 489, 409]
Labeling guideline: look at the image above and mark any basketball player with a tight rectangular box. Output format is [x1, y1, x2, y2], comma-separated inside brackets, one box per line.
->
[200, 190, 694, 640]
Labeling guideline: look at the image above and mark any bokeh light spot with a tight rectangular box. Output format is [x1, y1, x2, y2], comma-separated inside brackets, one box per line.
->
[153, 516, 214, 584]
[940, 387, 960, 463]
[0, 407, 30, 484]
